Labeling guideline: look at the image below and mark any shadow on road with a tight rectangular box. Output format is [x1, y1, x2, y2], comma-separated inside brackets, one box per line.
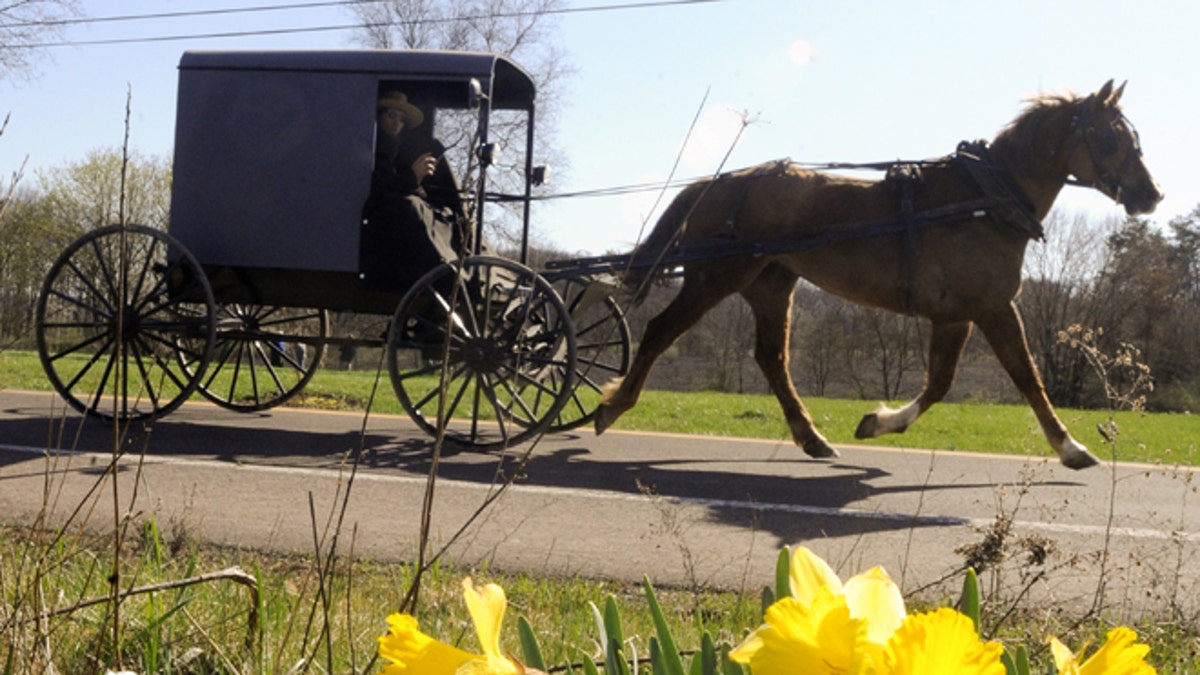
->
[0, 399, 1082, 544]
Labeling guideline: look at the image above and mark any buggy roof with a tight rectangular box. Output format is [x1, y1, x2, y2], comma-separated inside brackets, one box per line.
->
[178, 49, 536, 109]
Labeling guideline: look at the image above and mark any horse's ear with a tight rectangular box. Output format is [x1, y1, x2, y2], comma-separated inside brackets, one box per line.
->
[1089, 79, 1123, 112]
[1108, 80, 1127, 107]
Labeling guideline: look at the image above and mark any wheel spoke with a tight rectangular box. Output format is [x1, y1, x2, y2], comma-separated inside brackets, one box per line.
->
[87, 236, 121, 307]
[431, 365, 475, 433]
[63, 335, 116, 392]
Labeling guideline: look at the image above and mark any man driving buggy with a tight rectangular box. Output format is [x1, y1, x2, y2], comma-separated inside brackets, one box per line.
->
[359, 89, 468, 291]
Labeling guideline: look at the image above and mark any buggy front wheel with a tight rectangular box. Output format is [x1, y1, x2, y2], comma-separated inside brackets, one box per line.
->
[387, 256, 577, 448]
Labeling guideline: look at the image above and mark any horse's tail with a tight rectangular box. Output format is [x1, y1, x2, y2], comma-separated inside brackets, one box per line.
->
[623, 183, 703, 306]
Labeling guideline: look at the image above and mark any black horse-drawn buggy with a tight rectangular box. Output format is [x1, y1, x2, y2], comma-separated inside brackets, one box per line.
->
[35, 50, 632, 448]
[36, 48, 1162, 469]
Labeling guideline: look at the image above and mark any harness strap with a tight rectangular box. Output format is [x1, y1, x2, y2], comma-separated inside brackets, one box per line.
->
[722, 160, 791, 235]
[955, 140, 1046, 240]
[886, 164, 922, 315]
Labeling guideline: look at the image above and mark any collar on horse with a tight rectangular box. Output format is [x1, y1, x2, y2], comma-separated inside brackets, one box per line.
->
[954, 140, 1046, 241]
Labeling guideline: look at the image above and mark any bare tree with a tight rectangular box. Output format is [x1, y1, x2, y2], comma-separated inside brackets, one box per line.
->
[0, 0, 82, 81]
[1018, 210, 1118, 406]
[677, 295, 754, 392]
[840, 306, 920, 401]
[790, 283, 848, 397]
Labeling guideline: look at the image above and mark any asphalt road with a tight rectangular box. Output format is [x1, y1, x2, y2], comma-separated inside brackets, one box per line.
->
[1, 388, 1196, 616]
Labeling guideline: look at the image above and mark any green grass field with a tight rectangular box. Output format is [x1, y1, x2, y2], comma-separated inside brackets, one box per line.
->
[4, 348, 1196, 465]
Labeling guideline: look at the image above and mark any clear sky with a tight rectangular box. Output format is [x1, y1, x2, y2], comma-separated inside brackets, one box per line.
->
[2, 0, 1196, 255]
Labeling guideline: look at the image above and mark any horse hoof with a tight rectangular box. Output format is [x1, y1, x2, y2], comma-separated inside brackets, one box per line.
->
[804, 439, 840, 459]
[1061, 447, 1101, 470]
[594, 407, 612, 436]
[854, 414, 879, 439]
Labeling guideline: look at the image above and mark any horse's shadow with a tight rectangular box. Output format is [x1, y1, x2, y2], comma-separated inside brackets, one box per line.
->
[368, 436, 1079, 543]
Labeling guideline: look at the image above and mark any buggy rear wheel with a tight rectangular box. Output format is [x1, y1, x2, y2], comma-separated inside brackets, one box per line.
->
[387, 256, 577, 448]
[526, 274, 631, 432]
[178, 305, 327, 412]
[35, 224, 216, 422]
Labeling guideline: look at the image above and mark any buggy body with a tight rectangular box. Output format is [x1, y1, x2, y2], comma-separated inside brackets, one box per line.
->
[170, 49, 539, 314]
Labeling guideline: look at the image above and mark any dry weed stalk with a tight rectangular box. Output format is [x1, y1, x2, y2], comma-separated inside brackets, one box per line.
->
[1058, 325, 1154, 617]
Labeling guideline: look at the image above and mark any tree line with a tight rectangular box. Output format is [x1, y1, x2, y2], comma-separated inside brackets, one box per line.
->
[2, 149, 1198, 413]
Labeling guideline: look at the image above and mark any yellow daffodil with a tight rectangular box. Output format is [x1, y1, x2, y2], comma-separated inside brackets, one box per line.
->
[731, 547, 907, 673]
[379, 578, 536, 675]
[1048, 627, 1156, 675]
[788, 544, 845, 600]
[729, 585, 870, 674]
[789, 547, 907, 643]
[841, 565, 907, 646]
[880, 607, 1005, 675]
[377, 612, 478, 674]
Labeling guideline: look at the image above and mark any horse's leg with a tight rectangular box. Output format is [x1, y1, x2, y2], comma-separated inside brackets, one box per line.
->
[742, 265, 838, 459]
[855, 320, 972, 439]
[594, 271, 738, 435]
[976, 302, 1099, 469]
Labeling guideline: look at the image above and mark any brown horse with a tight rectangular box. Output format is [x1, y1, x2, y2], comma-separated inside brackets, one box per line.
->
[595, 80, 1162, 470]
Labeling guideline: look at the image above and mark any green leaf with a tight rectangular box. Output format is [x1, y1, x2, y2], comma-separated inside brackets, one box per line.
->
[644, 578, 687, 675]
[590, 600, 608, 654]
[720, 643, 747, 675]
[650, 637, 668, 675]
[760, 585, 775, 622]
[607, 636, 632, 675]
[774, 545, 792, 601]
[1014, 644, 1031, 675]
[691, 632, 717, 675]
[960, 567, 981, 635]
[604, 595, 626, 648]
[517, 615, 548, 672]
[583, 653, 602, 675]
[1000, 643, 1033, 675]
[1002, 649, 1016, 675]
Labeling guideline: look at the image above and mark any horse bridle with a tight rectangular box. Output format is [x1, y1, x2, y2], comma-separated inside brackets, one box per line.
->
[1066, 101, 1144, 204]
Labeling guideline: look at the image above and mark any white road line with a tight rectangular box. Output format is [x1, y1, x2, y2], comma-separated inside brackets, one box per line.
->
[3, 443, 1196, 543]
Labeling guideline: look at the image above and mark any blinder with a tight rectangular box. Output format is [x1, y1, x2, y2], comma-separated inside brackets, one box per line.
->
[1069, 102, 1144, 204]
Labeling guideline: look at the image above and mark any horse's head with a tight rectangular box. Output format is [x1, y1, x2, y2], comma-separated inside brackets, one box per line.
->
[1065, 80, 1163, 215]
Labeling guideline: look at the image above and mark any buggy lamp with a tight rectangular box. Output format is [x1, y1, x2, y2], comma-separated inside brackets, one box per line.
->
[468, 78, 485, 109]
[531, 165, 550, 186]
[476, 142, 500, 167]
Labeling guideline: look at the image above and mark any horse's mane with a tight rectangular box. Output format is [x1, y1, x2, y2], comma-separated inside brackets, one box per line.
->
[991, 90, 1092, 166]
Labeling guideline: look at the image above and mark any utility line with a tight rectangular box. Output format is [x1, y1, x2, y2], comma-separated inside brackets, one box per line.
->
[0, 2, 363, 28]
[0, 0, 721, 48]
